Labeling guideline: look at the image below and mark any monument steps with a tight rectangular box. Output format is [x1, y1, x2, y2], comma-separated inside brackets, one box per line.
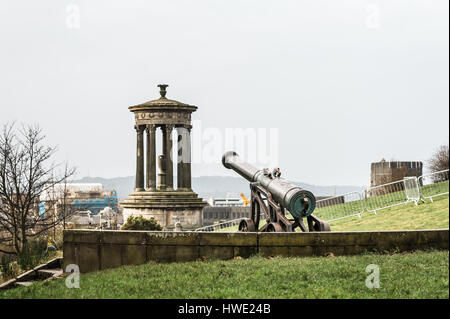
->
[122, 190, 207, 208]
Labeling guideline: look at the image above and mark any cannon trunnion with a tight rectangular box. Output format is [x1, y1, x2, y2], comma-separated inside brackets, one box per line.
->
[222, 151, 330, 233]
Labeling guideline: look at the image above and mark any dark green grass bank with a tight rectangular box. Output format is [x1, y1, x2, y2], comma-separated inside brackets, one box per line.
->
[1, 250, 448, 299]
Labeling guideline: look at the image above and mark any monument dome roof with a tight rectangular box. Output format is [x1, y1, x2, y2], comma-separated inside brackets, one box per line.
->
[133, 97, 190, 107]
[129, 84, 195, 109]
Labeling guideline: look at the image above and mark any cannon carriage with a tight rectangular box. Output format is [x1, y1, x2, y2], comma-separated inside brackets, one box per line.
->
[222, 151, 330, 232]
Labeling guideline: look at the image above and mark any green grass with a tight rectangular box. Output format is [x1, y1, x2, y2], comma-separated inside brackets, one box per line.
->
[421, 180, 449, 199]
[330, 196, 449, 231]
[1, 250, 447, 299]
[218, 195, 449, 232]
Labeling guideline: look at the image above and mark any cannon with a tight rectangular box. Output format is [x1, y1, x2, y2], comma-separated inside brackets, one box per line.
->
[222, 151, 330, 232]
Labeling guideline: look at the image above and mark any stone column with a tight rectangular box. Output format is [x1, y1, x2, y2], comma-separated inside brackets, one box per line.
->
[135, 125, 145, 191]
[146, 124, 156, 190]
[157, 155, 167, 190]
[163, 124, 174, 190]
[176, 127, 184, 190]
[181, 125, 192, 190]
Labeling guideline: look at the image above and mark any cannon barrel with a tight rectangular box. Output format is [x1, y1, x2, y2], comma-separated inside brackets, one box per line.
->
[222, 151, 316, 218]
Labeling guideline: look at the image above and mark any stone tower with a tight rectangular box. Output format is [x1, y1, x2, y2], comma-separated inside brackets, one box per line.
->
[121, 84, 207, 229]
[370, 159, 423, 187]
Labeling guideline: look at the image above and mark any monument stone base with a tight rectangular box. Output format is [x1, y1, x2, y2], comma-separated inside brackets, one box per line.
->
[120, 190, 207, 230]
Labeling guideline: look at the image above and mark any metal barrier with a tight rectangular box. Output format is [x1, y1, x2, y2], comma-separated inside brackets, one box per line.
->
[404, 176, 421, 204]
[418, 169, 449, 202]
[193, 218, 244, 232]
[315, 192, 365, 222]
[364, 179, 412, 213]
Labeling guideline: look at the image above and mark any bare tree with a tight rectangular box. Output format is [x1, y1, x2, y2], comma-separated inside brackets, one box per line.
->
[428, 145, 449, 173]
[59, 164, 75, 231]
[0, 123, 75, 255]
[99, 206, 118, 229]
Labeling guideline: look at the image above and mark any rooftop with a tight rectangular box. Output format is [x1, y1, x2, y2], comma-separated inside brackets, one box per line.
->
[129, 84, 196, 109]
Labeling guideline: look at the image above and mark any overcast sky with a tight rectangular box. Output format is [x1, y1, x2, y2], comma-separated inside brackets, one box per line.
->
[0, 0, 448, 187]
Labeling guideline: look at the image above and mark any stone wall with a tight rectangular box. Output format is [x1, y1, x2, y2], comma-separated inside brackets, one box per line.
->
[63, 229, 449, 273]
[316, 195, 345, 208]
[202, 206, 251, 226]
[370, 161, 423, 187]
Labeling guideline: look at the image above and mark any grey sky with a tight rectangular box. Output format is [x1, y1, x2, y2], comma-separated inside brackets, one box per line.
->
[0, 0, 448, 187]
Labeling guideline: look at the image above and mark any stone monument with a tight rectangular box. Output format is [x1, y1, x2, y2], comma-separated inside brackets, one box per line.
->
[121, 84, 207, 229]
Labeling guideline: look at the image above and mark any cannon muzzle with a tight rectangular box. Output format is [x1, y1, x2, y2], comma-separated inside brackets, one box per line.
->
[222, 151, 316, 218]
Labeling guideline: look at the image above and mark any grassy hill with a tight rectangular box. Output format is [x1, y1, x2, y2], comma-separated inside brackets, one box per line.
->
[330, 196, 449, 231]
[217, 196, 449, 232]
[1, 250, 447, 299]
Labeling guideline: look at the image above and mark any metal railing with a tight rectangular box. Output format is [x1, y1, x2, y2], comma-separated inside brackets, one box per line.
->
[324, 170, 448, 221]
[364, 178, 415, 214]
[194, 218, 244, 232]
[315, 192, 365, 222]
[404, 176, 422, 204]
[418, 169, 449, 202]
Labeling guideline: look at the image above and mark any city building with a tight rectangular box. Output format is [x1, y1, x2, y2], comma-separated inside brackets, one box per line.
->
[207, 197, 244, 207]
[40, 183, 119, 216]
[202, 206, 251, 226]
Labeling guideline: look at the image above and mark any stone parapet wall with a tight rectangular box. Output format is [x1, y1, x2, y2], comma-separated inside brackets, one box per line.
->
[63, 230, 257, 273]
[63, 229, 449, 273]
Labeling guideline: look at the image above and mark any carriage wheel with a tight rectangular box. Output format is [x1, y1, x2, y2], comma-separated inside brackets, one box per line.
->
[307, 215, 331, 232]
[239, 218, 256, 232]
[266, 222, 283, 232]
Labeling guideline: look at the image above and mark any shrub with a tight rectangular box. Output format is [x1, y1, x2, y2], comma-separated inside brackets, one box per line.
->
[121, 215, 163, 231]
[0, 254, 20, 280]
[0, 237, 61, 283]
[17, 239, 47, 270]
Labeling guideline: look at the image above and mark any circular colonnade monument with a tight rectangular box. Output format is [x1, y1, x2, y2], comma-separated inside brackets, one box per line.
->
[121, 84, 207, 229]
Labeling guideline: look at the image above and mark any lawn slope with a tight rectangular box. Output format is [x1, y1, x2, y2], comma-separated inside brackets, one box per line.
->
[1, 250, 448, 299]
[218, 196, 449, 232]
[330, 196, 449, 231]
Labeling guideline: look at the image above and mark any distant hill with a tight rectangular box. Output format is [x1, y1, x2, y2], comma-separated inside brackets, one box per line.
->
[72, 175, 365, 202]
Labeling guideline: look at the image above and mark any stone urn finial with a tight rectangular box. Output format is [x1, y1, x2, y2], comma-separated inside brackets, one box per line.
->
[157, 84, 169, 98]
